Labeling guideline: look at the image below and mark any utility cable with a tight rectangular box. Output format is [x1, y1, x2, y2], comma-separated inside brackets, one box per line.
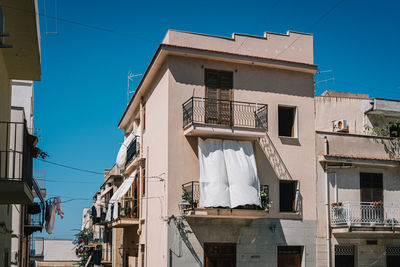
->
[275, 0, 345, 58]
[1, 4, 158, 43]
[35, 158, 103, 175]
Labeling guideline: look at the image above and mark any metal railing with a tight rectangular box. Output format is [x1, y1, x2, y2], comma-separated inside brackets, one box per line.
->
[26, 202, 44, 227]
[126, 136, 140, 164]
[0, 121, 43, 202]
[181, 181, 268, 211]
[330, 202, 400, 227]
[30, 237, 44, 258]
[182, 97, 268, 130]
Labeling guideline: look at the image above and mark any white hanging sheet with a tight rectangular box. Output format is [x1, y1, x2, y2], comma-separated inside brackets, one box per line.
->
[223, 140, 261, 208]
[106, 170, 136, 221]
[198, 138, 261, 208]
[116, 132, 136, 168]
[198, 138, 231, 208]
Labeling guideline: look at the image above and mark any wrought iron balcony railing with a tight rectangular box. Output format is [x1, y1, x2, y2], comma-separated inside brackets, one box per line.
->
[330, 201, 400, 228]
[181, 181, 269, 212]
[182, 97, 268, 130]
[126, 136, 140, 165]
[0, 121, 43, 202]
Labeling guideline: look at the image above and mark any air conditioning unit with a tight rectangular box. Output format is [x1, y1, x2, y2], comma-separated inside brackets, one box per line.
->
[333, 120, 348, 132]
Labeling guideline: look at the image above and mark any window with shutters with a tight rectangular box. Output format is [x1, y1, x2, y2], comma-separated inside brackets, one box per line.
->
[278, 106, 298, 137]
[279, 180, 299, 213]
[360, 173, 383, 202]
[204, 69, 233, 126]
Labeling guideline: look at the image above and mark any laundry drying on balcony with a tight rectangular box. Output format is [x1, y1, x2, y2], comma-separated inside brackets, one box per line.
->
[105, 170, 137, 221]
[116, 124, 141, 168]
[198, 138, 261, 208]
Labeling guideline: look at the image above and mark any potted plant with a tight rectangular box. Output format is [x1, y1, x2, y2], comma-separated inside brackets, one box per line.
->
[260, 189, 271, 212]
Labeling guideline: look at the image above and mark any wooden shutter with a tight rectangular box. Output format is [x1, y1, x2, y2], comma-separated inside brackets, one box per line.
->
[360, 173, 383, 202]
[205, 69, 233, 125]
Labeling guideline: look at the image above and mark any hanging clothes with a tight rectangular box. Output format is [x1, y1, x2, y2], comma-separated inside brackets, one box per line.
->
[55, 197, 64, 219]
[95, 195, 101, 218]
[45, 200, 56, 234]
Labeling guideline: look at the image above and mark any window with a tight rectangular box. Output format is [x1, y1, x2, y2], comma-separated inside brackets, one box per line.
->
[205, 69, 233, 126]
[278, 106, 297, 137]
[279, 181, 299, 213]
[204, 243, 236, 267]
[277, 246, 302, 267]
[360, 173, 383, 202]
[335, 245, 354, 267]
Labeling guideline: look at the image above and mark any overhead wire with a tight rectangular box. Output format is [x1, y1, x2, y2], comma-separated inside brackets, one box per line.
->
[1, 4, 159, 43]
[35, 158, 103, 175]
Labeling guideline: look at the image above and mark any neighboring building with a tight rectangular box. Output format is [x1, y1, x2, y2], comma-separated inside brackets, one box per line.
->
[97, 29, 318, 267]
[10, 80, 46, 267]
[31, 238, 79, 267]
[0, 0, 42, 267]
[315, 91, 400, 267]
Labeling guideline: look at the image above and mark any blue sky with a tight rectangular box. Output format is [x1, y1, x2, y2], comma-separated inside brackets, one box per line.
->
[33, 0, 399, 239]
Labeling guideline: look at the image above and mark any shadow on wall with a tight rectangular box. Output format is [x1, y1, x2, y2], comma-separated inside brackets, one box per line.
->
[168, 216, 287, 266]
[168, 56, 314, 98]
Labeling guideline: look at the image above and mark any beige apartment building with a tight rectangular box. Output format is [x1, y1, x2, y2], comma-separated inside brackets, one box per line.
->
[0, 1, 44, 266]
[315, 91, 400, 267]
[91, 29, 319, 267]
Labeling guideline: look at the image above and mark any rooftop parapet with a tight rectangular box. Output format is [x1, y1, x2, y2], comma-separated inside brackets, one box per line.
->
[162, 30, 313, 65]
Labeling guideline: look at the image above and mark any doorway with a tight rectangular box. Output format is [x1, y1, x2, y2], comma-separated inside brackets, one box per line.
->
[360, 172, 383, 223]
[204, 243, 236, 267]
[277, 246, 302, 267]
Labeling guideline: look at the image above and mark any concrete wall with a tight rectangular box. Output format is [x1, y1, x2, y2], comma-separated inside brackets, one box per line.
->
[11, 80, 34, 130]
[41, 240, 78, 261]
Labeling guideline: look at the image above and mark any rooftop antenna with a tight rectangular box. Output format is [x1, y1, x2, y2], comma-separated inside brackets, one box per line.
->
[127, 72, 142, 105]
[41, 0, 58, 38]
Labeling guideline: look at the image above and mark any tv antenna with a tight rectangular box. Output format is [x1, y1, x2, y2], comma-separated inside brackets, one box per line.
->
[127, 72, 142, 105]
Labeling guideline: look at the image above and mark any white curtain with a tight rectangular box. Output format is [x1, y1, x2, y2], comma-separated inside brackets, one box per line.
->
[116, 132, 136, 168]
[198, 139, 230, 208]
[198, 138, 261, 208]
[223, 140, 261, 208]
[106, 170, 136, 221]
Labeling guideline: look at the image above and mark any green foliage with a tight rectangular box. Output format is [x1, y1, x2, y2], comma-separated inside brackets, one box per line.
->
[260, 189, 271, 212]
[73, 228, 94, 267]
[364, 118, 400, 138]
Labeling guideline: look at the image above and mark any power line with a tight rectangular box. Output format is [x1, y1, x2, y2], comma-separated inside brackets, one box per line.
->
[275, 0, 345, 58]
[35, 159, 103, 175]
[45, 179, 100, 185]
[1, 4, 158, 43]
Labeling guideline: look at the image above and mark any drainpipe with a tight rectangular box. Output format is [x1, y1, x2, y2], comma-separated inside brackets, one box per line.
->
[324, 136, 332, 267]
[325, 167, 332, 267]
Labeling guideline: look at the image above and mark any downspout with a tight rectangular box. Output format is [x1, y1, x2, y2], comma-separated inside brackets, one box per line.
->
[324, 136, 332, 267]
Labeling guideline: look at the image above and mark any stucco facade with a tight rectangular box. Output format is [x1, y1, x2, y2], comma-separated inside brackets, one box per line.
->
[315, 92, 400, 267]
[114, 29, 318, 267]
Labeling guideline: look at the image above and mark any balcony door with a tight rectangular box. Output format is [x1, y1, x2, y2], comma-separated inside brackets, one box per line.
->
[360, 172, 383, 223]
[205, 69, 233, 126]
[278, 246, 302, 267]
[204, 243, 236, 267]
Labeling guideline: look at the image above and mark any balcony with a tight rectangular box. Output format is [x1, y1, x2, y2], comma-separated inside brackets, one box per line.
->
[317, 131, 400, 167]
[182, 97, 268, 138]
[25, 203, 44, 236]
[181, 181, 269, 219]
[110, 198, 140, 228]
[0, 121, 43, 204]
[126, 136, 140, 165]
[330, 202, 400, 232]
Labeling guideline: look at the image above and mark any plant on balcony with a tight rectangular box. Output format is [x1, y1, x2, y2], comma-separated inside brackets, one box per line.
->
[260, 189, 271, 212]
[364, 119, 400, 139]
[372, 201, 384, 207]
[331, 202, 343, 207]
[73, 228, 93, 267]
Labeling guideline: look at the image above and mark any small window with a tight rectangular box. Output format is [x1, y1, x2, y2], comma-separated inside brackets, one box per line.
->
[279, 181, 299, 213]
[278, 106, 297, 137]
